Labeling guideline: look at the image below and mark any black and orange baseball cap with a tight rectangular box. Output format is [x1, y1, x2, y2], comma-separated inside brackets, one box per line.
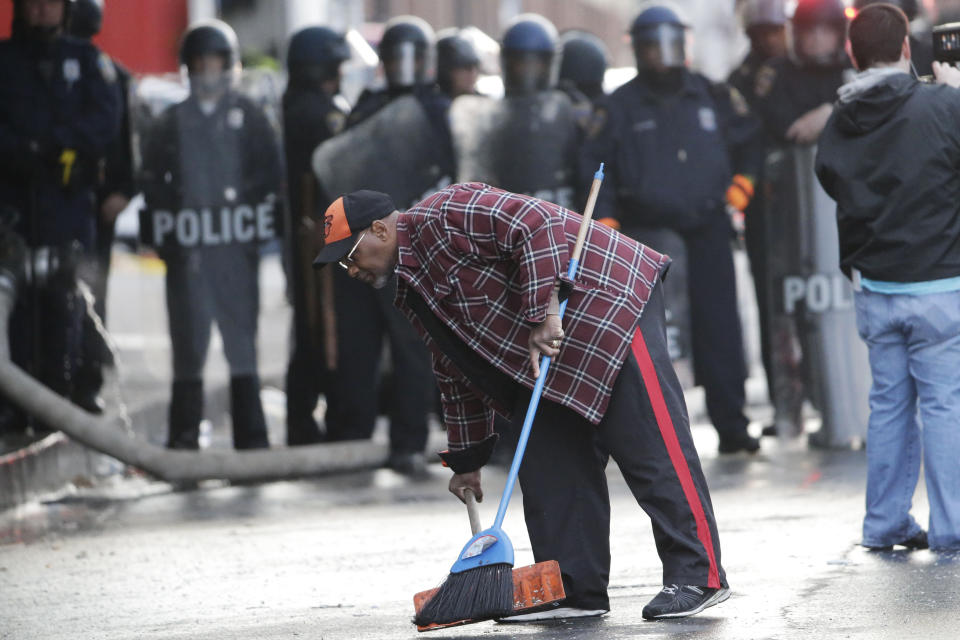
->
[312, 190, 397, 266]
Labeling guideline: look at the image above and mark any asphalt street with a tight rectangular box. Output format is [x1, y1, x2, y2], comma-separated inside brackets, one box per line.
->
[2, 421, 958, 640]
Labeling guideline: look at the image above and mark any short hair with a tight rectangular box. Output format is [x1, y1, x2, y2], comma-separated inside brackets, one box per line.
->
[849, 4, 909, 70]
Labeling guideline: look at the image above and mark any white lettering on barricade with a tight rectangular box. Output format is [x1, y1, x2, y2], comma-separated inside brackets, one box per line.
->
[152, 210, 175, 246]
[256, 201, 275, 239]
[201, 208, 221, 245]
[177, 208, 200, 246]
[782, 274, 854, 314]
[149, 202, 277, 248]
[220, 207, 233, 243]
[234, 205, 255, 242]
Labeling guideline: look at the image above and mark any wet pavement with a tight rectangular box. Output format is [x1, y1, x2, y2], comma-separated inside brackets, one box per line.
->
[2, 423, 958, 640]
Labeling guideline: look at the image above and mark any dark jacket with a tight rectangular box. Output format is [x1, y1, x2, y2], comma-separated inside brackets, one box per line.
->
[0, 34, 121, 247]
[580, 70, 761, 232]
[815, 71, 960, 282]
[752, 56, 850, 143]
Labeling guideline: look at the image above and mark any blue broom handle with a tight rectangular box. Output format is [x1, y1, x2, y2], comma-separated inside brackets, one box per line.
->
[493, 164, 605, 529]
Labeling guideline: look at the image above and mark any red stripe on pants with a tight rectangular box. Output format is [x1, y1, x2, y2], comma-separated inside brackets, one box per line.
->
[631, 327, 721, 589]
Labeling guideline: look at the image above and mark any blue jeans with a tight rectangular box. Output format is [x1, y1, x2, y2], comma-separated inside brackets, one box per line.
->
[855, 288, 960, 550]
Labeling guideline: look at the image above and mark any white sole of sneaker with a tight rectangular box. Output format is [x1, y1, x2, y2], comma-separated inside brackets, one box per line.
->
[648, 587, 731, 619]
[496, 607, 609, 623]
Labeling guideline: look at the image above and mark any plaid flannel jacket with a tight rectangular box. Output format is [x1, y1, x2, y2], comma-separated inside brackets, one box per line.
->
[394, 183, 670, 451]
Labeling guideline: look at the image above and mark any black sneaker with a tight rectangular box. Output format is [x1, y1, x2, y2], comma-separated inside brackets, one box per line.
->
[642, 584, 730, 620]
[864, 530, 929, 552]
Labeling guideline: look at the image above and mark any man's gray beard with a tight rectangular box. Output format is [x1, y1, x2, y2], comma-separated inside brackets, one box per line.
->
[371, 274, 390, 289]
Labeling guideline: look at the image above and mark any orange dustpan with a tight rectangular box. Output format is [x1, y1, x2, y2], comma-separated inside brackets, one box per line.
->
[413, 560, 566, 632]
[412, 490, 565, 632]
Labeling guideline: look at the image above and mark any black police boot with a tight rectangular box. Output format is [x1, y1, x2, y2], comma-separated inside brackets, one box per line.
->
[285, 361, 323, 446]
[167, 379, 203, 449]
[230, 375, 270, 450]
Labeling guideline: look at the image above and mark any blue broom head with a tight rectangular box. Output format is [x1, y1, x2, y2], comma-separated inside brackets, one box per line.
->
[449, 526, 514, 574]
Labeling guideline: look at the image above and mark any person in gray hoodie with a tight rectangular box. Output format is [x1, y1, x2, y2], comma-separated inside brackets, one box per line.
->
[815, 3, 960, 552]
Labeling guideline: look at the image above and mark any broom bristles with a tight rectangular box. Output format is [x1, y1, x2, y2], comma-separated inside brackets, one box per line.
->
[413, 563, 514, 626]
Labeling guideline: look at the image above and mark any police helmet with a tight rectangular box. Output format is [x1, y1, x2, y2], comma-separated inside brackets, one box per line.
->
[286, 26, 349, 86]
[68, 0, 102, 39]
[741, 0, 788, 30]
[629, 5, 688, 71]
[287, 26, 349, 67]
[500, 14, 558, 95]
[378, 15, 435, 88]
[436, 30, 480, 95]
[558, 30, 608, 100]
[853, 0, 918, 22]
[789, 0, 848, 67]
[179, 19, 240, 70]
[791, 0, 848, 29]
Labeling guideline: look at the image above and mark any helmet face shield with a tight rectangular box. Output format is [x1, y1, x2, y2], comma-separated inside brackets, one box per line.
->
[186, 54, 234, 99]
[382, 41, 423, 88]
[789, 22, 845, 67]
[502, 50, 553, 95]
[633, 23, 686, 71]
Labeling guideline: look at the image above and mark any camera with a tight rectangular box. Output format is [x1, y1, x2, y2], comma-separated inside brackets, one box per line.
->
[933, 22, 960, 64]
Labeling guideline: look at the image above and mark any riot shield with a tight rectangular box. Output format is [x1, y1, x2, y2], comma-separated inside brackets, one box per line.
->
[763, 145, 870, 447]
[134, 72, 283, 252]
[125, 70, 287, 450]
[311, 94, 452, 210]
[450, 90, 579, 210]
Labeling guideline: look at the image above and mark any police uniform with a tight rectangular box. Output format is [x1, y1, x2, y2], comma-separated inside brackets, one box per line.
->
[281, 82, 347, 445]
[140, 91, 282, 449]
[580, 70, 761, 448]
[729, 50, 768, 109]
[751, 56, 850, 143]
[322, 84, 452, 460]
[727, 49, 780, 408]
[0, 32, 120, 429]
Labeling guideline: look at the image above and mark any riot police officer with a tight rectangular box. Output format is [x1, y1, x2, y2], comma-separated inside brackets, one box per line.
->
[346, 15, 451, 140]
[730, 0, 788, 107]
[750, 0, 853, 439]
[449, 14, 581, 210]
[852, 0, 933, 76]
[282, 26, 350, 446]
[752, 0, 852, 145]
[580, 5, 762, 454]
[728, 0, 788, 425]
[314, 15, 449, 474]
[67, 0, 134, 415]
[0, 0, 120, 434]
[436, 29, 480, 99]
[139, 20, 282, 450]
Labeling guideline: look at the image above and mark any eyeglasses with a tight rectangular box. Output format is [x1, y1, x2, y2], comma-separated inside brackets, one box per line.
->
[338, 231, 366, 270]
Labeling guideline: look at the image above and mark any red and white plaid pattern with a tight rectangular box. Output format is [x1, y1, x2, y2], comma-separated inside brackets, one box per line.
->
[395, 183, 670, 450]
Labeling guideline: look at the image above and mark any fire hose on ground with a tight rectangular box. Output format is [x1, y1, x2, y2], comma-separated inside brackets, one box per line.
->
[0, 240, 441, 483]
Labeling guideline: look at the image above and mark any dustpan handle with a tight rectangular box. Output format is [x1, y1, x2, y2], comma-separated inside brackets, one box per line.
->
[492, 164, 605, 530]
